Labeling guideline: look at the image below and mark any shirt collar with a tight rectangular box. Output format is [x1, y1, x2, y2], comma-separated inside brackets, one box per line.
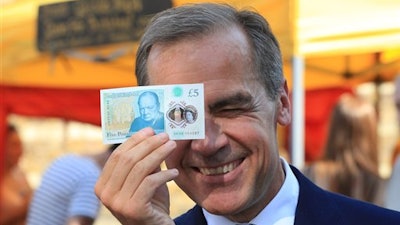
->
[203, 157, 299, 225]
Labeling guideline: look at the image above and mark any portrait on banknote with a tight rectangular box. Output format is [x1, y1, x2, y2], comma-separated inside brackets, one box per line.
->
[184, 106, 197, 124]
[128, 90, 165, 135]
[167, 105, 185, 124]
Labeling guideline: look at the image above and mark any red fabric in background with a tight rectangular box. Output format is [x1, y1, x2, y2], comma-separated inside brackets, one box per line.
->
[0, 86, 7, 181]
[303, 87, 353, 162]
[0, 85, 101, 126]
[0, 85, 101, 175]
[0, 84, 102, 181]
[283, 86, 353, 163]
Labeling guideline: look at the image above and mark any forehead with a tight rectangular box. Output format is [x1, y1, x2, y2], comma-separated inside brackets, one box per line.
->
[146, 26, 254, 86]
[139, 94, 157, 103]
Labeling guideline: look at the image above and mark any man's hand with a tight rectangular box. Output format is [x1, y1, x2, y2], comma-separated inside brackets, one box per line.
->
[95, 128, 178, 225]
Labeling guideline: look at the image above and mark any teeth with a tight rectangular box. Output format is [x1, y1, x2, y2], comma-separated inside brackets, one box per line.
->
[199, 161, 238, 175]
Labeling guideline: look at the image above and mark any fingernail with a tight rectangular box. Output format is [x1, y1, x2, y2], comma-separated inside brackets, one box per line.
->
[171, 168, 179, 176]
[157, 132, 169, 140]
[165, 140, 177, 148]
[141, 127, 154, 135]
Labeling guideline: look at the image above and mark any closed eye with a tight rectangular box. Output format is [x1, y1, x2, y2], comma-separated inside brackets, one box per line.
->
[209, 92, 257, 118]
[215, 107, 253, 118]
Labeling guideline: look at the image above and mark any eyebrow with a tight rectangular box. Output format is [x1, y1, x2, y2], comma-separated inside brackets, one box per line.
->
[209, 92, 254, 112]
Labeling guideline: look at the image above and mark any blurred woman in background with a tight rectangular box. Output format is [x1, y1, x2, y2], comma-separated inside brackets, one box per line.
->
[304, 93, 385, 205]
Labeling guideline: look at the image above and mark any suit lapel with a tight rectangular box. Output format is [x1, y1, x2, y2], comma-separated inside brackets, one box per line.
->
[291, 166, 345, 225]
[174, 205, 208, 225]
[175, 166, 347, 225]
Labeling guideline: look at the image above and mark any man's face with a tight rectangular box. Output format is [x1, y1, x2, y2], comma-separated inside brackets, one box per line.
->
[138, 94, 159, 122]
[147, 26, 290, 221]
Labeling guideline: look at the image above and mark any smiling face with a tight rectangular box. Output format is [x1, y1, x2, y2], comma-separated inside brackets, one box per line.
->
[147, 26, 291, 222]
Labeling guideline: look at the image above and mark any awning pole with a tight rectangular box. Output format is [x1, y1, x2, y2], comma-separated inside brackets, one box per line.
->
[291, 55, 305, 169]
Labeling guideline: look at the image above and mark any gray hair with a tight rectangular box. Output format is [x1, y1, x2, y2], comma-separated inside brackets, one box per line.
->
[136, 3, 283, 100]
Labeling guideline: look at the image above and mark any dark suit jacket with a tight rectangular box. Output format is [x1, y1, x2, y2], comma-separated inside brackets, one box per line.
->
[174, 166, 400, 225]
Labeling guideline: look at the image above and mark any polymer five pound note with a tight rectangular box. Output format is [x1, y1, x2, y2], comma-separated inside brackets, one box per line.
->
[100, 83, 205, 144]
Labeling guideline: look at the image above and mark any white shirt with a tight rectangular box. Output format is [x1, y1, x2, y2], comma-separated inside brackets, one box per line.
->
[203, 158, 299, 225]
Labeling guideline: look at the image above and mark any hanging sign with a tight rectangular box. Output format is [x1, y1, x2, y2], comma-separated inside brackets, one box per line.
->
[37, 0, 172, 51]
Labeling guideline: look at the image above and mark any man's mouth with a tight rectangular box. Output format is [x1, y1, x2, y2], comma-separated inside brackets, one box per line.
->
[198, 160, 241, 176]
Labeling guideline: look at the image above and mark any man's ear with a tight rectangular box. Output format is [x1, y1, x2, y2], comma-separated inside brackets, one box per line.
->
[277, 80, 291, 126]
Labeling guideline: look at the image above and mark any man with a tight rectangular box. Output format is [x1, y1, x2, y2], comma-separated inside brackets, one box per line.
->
[27, 144, 119, 225]
[128, 91, 164, 134]
[95, 3, 400, 225]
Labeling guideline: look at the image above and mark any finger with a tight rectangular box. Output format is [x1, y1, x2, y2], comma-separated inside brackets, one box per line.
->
[110, 132, 170, 185]
[99, 128, 155, 183]
[95, 128, 155, 197]
[128, 169, 179, 219]
[118, 140, 177, 200]
[119, 127, 155, 152]
[99, 132, 171, 200]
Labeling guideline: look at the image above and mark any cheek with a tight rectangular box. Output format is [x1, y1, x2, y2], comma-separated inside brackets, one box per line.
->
[165, 154, 178, 169]
[165, 141, 188, 169]
[222, 116, 275, 146]
[222, 116, 279, 161]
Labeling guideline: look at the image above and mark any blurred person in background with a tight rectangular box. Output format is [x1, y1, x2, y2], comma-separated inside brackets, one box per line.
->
[27, 143, 119, 225]
[304, 93, 385, 206]
[1, 124, 33, 225]
[385, 76, 400, 211]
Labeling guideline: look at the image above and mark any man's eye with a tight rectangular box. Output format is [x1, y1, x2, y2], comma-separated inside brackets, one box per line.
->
[223, 108, 242, 112]
[216, 108, 246, 117]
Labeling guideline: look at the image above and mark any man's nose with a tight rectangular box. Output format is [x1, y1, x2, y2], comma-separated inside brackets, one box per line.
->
[190, 117, 228, 156]
[142, 108, 149, 114]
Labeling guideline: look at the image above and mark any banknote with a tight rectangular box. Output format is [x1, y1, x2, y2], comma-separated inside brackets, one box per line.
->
[100, 83, 205, 144]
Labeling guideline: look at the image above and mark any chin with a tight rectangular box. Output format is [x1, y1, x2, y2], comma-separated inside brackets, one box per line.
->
[200, 191, 249, 215]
